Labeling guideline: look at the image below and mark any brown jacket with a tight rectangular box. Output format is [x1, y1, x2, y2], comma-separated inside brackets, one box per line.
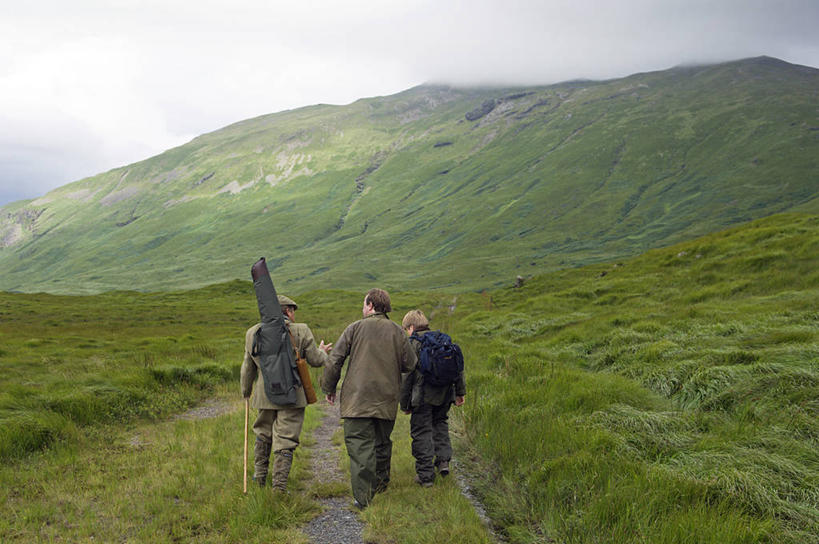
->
[241, 319, 327, 409]
[322, 313, 416, 420]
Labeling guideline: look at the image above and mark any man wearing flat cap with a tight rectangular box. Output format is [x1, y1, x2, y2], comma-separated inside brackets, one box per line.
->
[241, 295, 332, 491]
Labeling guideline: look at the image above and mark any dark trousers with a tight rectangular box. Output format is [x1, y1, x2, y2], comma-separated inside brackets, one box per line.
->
[343, 417, 395, 505]
[410, 402, 453, 482]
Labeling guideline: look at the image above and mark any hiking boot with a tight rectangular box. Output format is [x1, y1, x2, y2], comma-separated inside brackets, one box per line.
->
[271, 449, 293, 492]
[352, 499, 366, 510]
[414, 474, 434, 488]
[437, 460, 450, 477]
[253, 437, 272, 486]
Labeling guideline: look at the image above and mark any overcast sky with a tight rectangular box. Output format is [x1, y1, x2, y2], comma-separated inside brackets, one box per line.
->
[1, 0, 817, 207]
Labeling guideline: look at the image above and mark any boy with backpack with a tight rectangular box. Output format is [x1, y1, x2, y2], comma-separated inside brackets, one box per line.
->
[400, 309, 466, 487]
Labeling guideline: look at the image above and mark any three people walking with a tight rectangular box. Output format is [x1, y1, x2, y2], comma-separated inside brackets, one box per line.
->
[242, 282, 466, 507]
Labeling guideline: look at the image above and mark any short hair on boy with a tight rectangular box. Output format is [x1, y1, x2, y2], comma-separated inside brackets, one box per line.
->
[365, 288, 392, 313]
[402, 309, 429, 330]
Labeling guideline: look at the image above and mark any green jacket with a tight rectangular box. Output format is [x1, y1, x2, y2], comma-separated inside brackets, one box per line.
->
[399, 327, 467, 411]
[241, 318, 327, 409]
[322, 313, 417, 420]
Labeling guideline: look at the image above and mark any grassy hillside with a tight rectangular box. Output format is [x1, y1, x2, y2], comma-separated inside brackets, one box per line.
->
[1, 56, 817, 294]
[1, 211, 816, 542]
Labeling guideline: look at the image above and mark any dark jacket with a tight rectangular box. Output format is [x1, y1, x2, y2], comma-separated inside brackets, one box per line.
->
[400, 327, 466, 411]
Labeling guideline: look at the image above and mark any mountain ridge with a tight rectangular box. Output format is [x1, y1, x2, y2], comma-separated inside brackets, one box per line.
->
[1, 56, 817, 294]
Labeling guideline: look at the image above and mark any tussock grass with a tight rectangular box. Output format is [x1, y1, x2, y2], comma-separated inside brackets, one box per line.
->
[445, 213, 819, 543]
[0, 385, 322, 543]
[0, 286, 250, 460]
[361, 413, 494, 544]
[1, 282, 488, 542]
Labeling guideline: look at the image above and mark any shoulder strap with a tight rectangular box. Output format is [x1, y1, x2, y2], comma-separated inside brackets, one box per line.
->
[251, 327, 262, 356]
[286, 326, 304, 361]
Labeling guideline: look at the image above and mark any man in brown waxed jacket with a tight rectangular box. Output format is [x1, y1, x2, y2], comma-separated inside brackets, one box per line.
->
[241, 295, 331, 491]
[322, 288, 416, 508]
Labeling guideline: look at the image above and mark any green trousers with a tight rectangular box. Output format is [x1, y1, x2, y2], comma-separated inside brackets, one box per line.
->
[343, 417, 395, 505]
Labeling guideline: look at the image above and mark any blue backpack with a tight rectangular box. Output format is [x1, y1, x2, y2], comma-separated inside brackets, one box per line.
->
[411, 331, 464, 387]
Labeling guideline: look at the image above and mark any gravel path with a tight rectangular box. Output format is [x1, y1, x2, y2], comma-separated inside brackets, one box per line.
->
[302, 401, 365, 544]
[173, 398, 236, 421]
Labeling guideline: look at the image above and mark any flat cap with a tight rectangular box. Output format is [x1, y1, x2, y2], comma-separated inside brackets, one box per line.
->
[277, 295, 298, 310]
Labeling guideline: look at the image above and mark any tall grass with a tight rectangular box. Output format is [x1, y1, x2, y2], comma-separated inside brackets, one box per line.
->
[448, 213, 819, 543]
[1, 212, 816, 542]
[0, 284, 251, 460]
[0, 384, 322, 543]
[0, 285, 493, 543]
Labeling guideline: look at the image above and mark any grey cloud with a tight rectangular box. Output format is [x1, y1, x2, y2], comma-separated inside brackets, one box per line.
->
[1, 0, 818, 206]
[0, 146, 93, 206]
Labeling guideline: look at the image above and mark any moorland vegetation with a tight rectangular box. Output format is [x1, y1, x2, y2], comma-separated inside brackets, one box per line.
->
[1, 211, 816, 543]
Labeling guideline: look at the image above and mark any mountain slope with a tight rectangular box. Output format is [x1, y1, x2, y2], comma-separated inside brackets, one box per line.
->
[1, 56, 817, 294]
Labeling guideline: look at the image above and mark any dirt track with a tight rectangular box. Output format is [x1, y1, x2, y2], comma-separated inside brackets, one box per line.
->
[302, 401, 365, 544]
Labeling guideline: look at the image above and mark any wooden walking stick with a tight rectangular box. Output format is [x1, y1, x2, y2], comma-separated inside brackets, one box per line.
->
[243, 397, 249, 494]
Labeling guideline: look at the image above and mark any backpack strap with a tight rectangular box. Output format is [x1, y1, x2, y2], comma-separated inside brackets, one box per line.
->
[251, 327, 262, 356]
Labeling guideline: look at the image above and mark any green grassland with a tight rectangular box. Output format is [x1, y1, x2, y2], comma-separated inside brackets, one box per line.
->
[1, 383, 325, 543]
[1, 211, 816, 542]
[452, 212, 819, 543]
[0, 283, 484, 543]
[1, 57, 817, 294]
